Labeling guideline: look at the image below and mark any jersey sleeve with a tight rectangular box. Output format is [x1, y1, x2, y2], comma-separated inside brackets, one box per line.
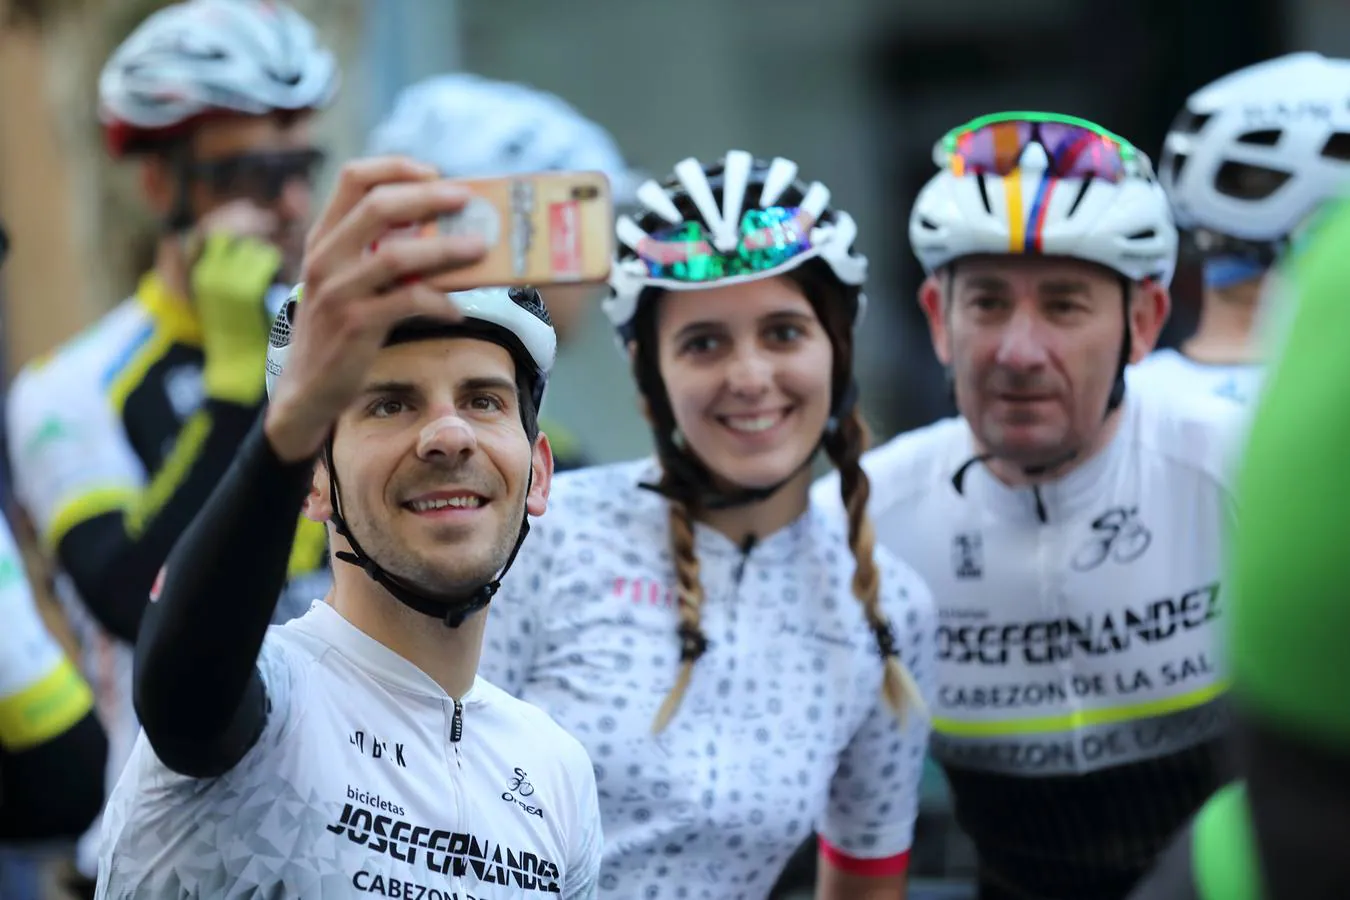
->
[0, 514, 95, 752]
[5, 361, 144, 549]
[563, 744, 603, 900]
[817, 556, 937, 870]
[479, 508, 557, 697]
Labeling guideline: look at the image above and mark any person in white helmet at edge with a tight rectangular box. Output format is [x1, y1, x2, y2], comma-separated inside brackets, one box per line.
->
[814, 112, 1245, 900]
[367, 73, 647, 471]
[1129, 51, 1350, 406]
[4, 2, 338, 893]
[477, 149, 936, 900]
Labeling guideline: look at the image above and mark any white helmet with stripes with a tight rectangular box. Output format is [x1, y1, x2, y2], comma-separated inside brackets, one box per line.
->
[910, 129, 1178, 285]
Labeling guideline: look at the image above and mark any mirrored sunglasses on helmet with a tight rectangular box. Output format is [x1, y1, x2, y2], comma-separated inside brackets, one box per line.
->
[634, 206, 819, 283]
[935, 111, 1143, 183]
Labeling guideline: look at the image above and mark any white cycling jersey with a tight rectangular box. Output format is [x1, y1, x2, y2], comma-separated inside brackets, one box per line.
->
[479, 458, 936, 900]
[98, 601, 602, 900]
[1127, 348, 1262, 406]
[812, 388, 1242, 896]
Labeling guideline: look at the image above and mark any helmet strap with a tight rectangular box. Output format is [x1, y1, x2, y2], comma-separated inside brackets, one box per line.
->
[164, 141, 198, 235]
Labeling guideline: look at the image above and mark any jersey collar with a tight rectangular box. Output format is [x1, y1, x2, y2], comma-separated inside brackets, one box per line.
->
[137, 272, 203, 345]
[292, 600, 487, 705]
[632, 458, 819, 563]
[957, 392, 1137, 524]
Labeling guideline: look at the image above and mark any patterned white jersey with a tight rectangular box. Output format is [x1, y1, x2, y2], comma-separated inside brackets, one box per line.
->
[98, 601, 602, 899]
[1127, 348, 1262, 406]
[812, 389, 1243, 897]
[479, 458, 936, 900]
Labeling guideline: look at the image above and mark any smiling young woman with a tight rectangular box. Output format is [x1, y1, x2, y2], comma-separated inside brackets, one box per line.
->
[477, 150, 937, 900]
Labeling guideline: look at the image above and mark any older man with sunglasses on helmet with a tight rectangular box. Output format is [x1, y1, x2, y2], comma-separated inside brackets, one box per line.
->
[3, 1, 337, 891]
[814, 112, 1244, 900]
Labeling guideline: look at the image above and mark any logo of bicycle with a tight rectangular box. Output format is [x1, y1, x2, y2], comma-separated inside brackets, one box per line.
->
[502, 767, 543, 819]
[1071, 506, 1152, 572]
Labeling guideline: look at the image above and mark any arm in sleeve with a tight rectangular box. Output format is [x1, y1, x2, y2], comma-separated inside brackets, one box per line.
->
[478, 509, 556, 697]
[817, 565, 937, 878]
[6, 367, 262, 645]
[133, 412, 314, 778]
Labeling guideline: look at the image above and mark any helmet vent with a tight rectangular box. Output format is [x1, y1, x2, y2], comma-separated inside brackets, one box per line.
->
[1236, 129, 1281, 147]
[1215, 160, 1291, 200]
[1065, 178, 1094, 218]
[1319, 132, 1350, 162]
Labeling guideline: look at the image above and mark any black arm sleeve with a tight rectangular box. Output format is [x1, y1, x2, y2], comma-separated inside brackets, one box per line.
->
[0, 711, 107, 841]
[56, 399, 261, 644]
[133, 411, 315, 779]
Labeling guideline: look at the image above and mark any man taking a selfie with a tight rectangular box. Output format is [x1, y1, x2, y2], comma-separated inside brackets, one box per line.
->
[97, 155, 602, 898]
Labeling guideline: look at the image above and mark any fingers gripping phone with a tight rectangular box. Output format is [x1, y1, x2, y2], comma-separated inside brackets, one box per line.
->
[377, 170, 615, 291]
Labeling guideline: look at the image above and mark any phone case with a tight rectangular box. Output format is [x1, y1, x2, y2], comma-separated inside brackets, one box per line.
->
[380, 170, 615, 292]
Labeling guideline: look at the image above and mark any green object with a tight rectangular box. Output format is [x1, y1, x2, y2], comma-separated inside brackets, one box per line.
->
[1230, 195, 1350, 746]
[1193, 782, 1262, 900]
[193, 233, 281, 406]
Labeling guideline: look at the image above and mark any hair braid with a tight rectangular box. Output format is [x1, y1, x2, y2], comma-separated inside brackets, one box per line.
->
[650, 497, 710, 734]
[823, 408, 927, 722]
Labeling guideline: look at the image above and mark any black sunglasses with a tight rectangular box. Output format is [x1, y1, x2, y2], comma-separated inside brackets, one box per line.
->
[186, 148, 328, 202]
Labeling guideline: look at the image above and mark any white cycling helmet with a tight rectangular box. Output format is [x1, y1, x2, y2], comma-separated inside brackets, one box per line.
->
[367, 73, 643, 207]
[266, 285, 558, 409]
[910, 113, 1178, 286]
[99, 0, 339, 156]
[604, 149, 869, 341]
[1160, 52, 1350, 246]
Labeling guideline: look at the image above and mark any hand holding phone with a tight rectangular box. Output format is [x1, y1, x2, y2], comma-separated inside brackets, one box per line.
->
[372, 170, 615, 292]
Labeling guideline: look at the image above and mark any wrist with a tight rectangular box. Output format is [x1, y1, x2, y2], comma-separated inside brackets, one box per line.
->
[262, 401, 325, 464]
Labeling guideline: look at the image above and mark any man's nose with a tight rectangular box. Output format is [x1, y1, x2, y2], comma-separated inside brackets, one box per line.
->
[995, 308, 1052, 370]
[417, 412, 477, 460]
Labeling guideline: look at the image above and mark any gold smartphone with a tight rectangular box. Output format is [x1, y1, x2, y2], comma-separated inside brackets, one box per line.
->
[376, 170, 615, 291]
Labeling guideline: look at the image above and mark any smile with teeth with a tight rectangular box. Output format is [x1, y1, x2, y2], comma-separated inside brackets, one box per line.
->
[406, 495, 485, 512]
[720, 409, 789, 433]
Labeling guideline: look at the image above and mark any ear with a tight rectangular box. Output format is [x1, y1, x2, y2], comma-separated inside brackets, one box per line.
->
[526, 431, 555, 517]
[302, 458, 333, 522]
[918, 273, 953, 366]
[139, 157, 175, 217]
[1127, 280, 1172, 363]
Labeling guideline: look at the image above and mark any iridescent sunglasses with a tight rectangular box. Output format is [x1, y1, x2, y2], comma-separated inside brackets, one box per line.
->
[625, 182, 831, 285]
[935, 111, 1147, 183]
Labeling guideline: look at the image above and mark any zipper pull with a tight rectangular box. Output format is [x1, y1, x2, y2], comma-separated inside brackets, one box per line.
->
[451, 698, 463, 743]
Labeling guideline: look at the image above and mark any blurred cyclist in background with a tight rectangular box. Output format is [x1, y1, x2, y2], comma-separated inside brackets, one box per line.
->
[0, 217, 107, 890]
[1131, 52, 1350, 405]
[367, 72, 647, 470]
[3, 0, 338, 892]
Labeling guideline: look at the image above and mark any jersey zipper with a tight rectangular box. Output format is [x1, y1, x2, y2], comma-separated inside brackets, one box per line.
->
[445, 697, 465, 880]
